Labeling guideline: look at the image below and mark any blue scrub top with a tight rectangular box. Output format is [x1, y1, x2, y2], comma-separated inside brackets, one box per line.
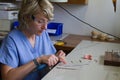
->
[0, 29, 56, 80]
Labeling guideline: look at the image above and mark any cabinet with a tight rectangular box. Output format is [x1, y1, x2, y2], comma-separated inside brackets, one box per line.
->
[0, 0, 14, 2]
[67, 0, 88, 4]
[0, 0, 19, 2]
[0, 0, 88, 4]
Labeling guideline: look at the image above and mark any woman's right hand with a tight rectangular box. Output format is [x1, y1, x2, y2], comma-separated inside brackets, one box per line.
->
[37, 55, 59, 67]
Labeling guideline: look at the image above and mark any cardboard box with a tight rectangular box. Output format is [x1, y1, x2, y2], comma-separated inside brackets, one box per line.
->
[0, 10, 18, 20]
[0, 2, 17, 10]
[0, 19, 11, 31]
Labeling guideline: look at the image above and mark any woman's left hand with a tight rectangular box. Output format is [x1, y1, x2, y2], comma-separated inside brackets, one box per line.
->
[56, 50, 67, 64]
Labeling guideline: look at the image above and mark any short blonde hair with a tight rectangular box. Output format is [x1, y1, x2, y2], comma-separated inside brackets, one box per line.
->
[18, 0, 54, 30]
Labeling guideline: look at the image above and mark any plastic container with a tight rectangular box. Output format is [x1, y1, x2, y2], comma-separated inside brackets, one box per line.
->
[47, 22, 63, 36]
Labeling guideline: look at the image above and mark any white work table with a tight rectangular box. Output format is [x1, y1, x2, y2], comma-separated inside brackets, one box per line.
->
[42, 40, 120, 80]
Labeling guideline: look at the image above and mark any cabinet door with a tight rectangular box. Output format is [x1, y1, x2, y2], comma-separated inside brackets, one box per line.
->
[68, 0, 88, 4]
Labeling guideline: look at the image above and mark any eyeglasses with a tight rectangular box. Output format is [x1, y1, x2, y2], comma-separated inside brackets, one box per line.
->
[32, 15, 48, 25]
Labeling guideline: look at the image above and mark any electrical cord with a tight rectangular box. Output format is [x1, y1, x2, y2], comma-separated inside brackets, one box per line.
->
[55, 3, 120, 40]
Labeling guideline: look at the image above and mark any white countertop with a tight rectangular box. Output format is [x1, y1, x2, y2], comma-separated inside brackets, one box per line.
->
[42, 40, 120, 80]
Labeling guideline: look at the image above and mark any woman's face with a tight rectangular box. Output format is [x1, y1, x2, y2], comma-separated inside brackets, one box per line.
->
[27, 13, 48, 35]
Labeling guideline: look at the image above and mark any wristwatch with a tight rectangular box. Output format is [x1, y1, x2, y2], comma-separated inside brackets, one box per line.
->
[33, 59, 39, 67]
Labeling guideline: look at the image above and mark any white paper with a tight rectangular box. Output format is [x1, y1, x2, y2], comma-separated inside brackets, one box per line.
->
[47, 29, 56, 34]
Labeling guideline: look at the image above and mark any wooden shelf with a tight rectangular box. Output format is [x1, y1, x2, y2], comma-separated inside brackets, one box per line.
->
[54, 34, 91, 54]
[54, 34, 120, 55]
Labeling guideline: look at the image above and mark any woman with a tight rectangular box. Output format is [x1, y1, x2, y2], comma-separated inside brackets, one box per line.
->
[0, 0, 66, 80]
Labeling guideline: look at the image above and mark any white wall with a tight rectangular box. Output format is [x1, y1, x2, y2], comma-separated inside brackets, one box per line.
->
[52, 0, 120, 38]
